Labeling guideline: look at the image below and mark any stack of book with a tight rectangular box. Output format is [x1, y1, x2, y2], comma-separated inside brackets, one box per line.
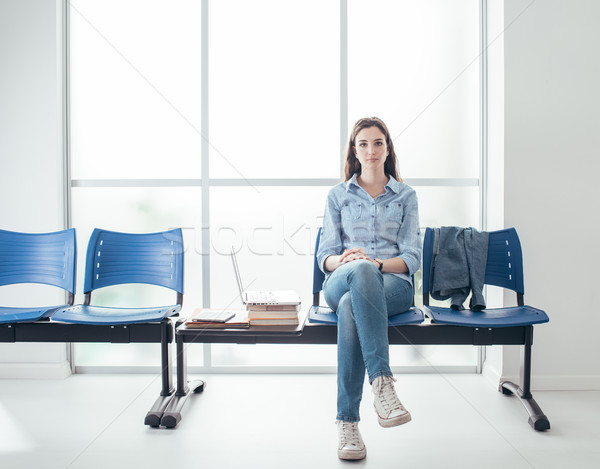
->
[247, 304, 300, 326]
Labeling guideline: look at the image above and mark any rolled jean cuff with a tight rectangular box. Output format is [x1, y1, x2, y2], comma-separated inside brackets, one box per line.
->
[336, 415, 360, 423]
[368, 370, 393, 385]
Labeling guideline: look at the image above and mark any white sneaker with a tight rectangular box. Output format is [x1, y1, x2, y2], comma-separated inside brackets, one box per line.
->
[372, 375, 412, 427]
[336, 421, 366, 460]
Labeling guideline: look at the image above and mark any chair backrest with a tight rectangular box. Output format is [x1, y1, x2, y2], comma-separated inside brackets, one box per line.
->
[422, 227, 525, 301]
[83, 228, 184, 300]
[0, 228, 77, 301]
[312, 228, 325, 302]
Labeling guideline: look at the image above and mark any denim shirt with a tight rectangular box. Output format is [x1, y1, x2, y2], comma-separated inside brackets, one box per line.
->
[317, 174, 422, 285]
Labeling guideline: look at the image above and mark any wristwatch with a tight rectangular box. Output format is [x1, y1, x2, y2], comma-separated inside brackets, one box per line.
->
[374, 258, 384, 271]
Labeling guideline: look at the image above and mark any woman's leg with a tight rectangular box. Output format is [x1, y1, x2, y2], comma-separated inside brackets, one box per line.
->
[373, 274, 414, 427]
[383, 274, 414, 317]
[324, 260, 402, 420]
[334, 291, 365, 421]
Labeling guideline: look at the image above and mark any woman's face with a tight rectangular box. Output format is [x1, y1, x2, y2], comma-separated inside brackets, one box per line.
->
[353, 126, 389, 173]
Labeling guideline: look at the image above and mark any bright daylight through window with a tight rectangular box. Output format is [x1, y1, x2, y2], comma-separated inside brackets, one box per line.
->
[68, 0, 482, 371]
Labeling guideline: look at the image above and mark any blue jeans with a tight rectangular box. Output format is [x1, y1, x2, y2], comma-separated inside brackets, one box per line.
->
[323, 259, 414, 422]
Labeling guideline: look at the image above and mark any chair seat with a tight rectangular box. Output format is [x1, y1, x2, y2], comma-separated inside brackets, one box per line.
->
[308, 305, 424, 326]
[51, 304, 181, 325]
[424, 305, 549, 328]
[0, 305, 69, 324]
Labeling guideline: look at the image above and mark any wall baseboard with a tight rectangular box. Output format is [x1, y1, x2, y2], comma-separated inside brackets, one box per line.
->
[483, 365, 600, 391]
[1, 362, 599, 390]
[528, 375, 600, 391]
[482, 361, 504, 389]
[0, 361, 72, 380]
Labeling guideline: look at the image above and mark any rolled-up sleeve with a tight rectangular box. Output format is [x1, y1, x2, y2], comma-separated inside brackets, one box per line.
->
[317, 188, 343, 274]
[397, 189, 422, 276]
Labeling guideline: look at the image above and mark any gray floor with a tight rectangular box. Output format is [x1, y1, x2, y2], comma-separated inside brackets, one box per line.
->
[0, 373, 598, 469]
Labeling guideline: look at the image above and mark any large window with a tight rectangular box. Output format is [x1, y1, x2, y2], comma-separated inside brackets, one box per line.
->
[68, 0, 483, 372]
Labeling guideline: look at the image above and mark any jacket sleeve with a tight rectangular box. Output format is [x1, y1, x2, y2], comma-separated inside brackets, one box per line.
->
[316, 188, 343, 274]
[397, 189, 422, 277]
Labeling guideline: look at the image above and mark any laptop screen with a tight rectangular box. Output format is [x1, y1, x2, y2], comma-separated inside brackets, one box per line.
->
[230, 247, 246, 304]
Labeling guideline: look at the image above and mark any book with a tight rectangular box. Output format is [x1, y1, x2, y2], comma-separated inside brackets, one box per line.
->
[185, 321, 250, 329]
[249, 317, 299, 326]
[185, 310, 250, 329]
[247, 310, 299, 320]
[187, 308, 237, 323]
[246, 304, 301, 312]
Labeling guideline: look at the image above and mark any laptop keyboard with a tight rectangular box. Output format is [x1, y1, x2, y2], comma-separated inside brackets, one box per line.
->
[245, 290, 277, 304]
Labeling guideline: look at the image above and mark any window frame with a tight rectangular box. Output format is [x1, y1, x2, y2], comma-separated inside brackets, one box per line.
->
[63, 0, 488, 374]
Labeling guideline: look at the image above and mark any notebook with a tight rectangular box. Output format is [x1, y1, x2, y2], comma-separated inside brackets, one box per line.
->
[230, 247, 301, 306]
[187, 308, 236, 323]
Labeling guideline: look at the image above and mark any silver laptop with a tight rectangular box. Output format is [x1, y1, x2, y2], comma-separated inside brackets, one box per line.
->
[230, 247, 301, 306]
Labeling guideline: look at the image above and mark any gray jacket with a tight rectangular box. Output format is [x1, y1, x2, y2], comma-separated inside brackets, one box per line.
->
[429, 227, 489, 311]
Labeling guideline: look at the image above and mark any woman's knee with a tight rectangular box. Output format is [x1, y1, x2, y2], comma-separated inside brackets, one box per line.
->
[346, 260, 381, 284]
[384, 278, 414, 313]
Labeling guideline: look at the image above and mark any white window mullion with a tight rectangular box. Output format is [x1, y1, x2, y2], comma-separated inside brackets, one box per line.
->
[340, 0, 348, 177]
[201, 0, 210, 309]
[480, 0, 489, 231]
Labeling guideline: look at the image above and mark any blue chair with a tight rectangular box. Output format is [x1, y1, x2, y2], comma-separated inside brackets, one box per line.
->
[0, 228, 76, 323]
[422, 227, 550, 430]
[52, 228, 185, 427]
[52, 228, 183, 325]
[309, 227, 424, 326]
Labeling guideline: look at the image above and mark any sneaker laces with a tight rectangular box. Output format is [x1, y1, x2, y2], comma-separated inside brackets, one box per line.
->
[373, 376, 405, 415]
[337, 421, 362, 448]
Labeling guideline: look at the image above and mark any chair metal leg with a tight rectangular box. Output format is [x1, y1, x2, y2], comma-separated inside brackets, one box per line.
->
[160, 330, 204, 428]
[145, 394, 177, 427]
[500, 380, 550, 431]
[145, 319, 177, 427]
[499, 326, 550, 431]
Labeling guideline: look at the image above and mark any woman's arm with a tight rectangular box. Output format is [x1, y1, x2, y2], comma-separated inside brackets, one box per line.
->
[326, 252, 409, 274]
[317, 188, 344, 273]
[324, 247, 374, 272]
[324, 254, 343, 272]
[377, 256, 408, 274]
[395, 189, 422, 276]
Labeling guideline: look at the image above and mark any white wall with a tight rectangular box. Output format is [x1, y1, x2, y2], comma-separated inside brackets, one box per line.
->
[502, 0, 600, 389]
[0, 0, 70, 378]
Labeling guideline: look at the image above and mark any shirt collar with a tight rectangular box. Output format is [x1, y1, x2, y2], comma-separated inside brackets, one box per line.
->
[385, 176, 402, 194]
[345, 173, 402, 194]
[345, 173, 360, 191]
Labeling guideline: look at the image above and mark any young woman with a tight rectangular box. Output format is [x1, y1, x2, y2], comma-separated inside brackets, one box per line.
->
[316, 117, 422, 460]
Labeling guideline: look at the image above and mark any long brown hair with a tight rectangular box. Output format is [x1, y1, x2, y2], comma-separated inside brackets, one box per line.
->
[344, 117, 400, 182]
